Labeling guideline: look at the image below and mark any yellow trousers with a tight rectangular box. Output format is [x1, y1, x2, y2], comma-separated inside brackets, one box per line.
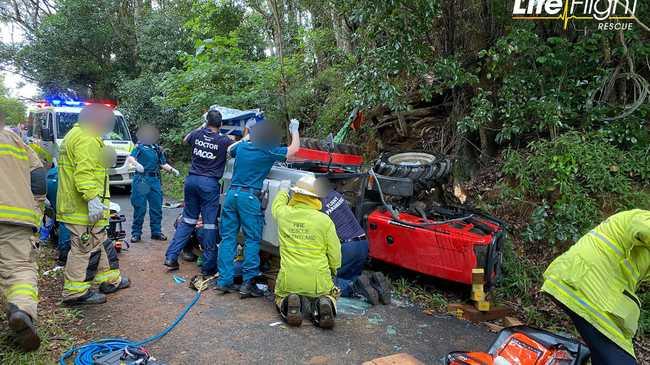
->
[62, 224, 122, 300]
[0, 223, 38, 320]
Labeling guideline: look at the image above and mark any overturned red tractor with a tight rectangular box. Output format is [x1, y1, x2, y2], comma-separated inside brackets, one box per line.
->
[221, 137, 506, 290]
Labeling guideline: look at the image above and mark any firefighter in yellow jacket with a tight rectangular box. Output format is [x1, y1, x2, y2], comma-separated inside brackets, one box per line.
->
[57, 104, 130, 305]
[0, 110, 46, 351]
[542, 209, 650, 365]
[271, 176, 341, 329]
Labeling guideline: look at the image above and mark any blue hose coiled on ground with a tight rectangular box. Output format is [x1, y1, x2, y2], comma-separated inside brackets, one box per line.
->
[59, 290, 202, 365]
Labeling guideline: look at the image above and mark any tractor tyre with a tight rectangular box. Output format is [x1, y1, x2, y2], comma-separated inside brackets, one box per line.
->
[373, 151, 452, 187]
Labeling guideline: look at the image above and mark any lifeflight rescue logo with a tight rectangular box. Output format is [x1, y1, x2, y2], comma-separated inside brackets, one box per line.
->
[512, 0, 637, 30]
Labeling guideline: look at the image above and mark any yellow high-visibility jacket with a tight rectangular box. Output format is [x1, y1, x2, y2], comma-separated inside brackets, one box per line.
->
[56, 124, 110, 226]
[272, 191, 341, 299]
[542, 209, 650, 357]
[0, 128, 43, 227]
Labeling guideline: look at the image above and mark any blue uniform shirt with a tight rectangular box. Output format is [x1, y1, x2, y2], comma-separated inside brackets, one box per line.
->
[187, 128, 232, 178]
[321, 190, 366, 241]
[131, 144, 167, 173]
[230, 141, 287, 190]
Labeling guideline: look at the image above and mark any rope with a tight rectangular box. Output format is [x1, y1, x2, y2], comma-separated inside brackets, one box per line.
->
[59, 289, 203, 365]
[587, 70, 650, 122]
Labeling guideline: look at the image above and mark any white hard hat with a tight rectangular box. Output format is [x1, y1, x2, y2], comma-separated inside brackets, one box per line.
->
[290, 176, 329, 198]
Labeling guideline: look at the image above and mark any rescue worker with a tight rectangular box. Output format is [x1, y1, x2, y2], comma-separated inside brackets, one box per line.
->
[164, 110, 232, 278]
[216, 119, 301, 298]
[321, 189, 391, 305]
[57, 104, 130, 305]
[126, 125, 179, 243]
[0, 111, 45, 351]
[271, 177, 341, 328]
[542, 209, 650, 365]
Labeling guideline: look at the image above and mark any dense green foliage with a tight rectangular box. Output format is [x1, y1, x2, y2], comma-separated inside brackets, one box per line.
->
[503, 133, 650, 244]
[0, 76, 26, 124]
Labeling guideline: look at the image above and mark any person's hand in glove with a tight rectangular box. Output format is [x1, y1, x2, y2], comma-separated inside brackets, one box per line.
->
[88, 197, 108, 224]
[126, 156, 145, 173]
[289, 118, 300, 135]
[162, 164, 180, 177]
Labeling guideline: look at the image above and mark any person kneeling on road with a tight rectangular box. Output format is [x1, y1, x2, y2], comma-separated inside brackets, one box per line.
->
[321, 188, 391, 305]
[126, 125, 179, 243]
[271, 177, 341, 328]
[216, 119, 300, 298]
[542, 209, 650, 365]
[57, 104, 130, 305]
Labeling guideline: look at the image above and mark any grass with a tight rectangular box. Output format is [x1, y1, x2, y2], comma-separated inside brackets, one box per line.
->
[161, 161, 190, 201]
[391, 277, 448, 312]
[0, 247, 84, 365]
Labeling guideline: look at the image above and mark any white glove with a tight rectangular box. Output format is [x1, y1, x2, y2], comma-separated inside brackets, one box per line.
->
[170, 167, 180, 177]
[245, 119, 256, 129]
[279, 180, 292, 191]
[289, 119, 299, 134]
[88, 197, 108, 224]
[133, 162, 145, 173]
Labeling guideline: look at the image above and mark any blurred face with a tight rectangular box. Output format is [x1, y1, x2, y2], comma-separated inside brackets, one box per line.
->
[136, 125, 159, 144]
[250, 123, 280, 148]
[80, 105, 115, 136]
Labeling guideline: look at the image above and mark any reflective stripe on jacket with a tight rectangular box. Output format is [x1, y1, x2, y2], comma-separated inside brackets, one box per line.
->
[542, 209, 650, 357]
[56, 124, 110, 226]
[272, 191, 341, 299]
[0, 129, 43, 227]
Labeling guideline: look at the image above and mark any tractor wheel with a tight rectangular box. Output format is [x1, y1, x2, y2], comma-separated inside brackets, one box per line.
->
[373, 151, 452, 186]
[300, 138, 362, 155]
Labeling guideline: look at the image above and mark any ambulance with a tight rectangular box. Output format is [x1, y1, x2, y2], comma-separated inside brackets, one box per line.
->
[26, 99, 134, 188]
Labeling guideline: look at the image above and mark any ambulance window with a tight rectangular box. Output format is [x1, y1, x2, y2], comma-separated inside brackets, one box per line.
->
[32, 113, 46, 138]
[56, 112, 80, 137]
[103, 116, 130, 141]
[26, 114, 35, 137]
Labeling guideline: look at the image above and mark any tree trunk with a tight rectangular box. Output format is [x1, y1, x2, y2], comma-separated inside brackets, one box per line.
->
[268, 0, 290, 123]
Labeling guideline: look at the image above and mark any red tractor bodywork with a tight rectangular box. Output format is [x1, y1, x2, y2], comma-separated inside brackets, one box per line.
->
[367, 209, 504, 286]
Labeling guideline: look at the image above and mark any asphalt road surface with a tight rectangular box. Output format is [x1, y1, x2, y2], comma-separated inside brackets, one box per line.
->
[79, 190, 495, 365]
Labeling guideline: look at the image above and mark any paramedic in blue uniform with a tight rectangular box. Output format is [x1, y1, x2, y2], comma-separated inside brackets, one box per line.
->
[215, 119, 301, 298]
[127, 125, 179, 243]
[164, 110, 232, 277]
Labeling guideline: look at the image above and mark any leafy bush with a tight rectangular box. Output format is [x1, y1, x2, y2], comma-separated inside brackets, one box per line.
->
[462, 26, 649, 147]
[503, 133, 650, 244]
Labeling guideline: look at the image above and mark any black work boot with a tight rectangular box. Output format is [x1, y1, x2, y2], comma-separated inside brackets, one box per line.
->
[151, 233, 167, 241]
[239, 281, 264, 299]
[352, 273, 380, 305]
[370, 272, 392, 305]
[214, 282, 240, 294]
[164, 259, 179, 270]
[314, 296, 335, 329]
[7, 306, 40, 352]
[63, 291, 107, 305]
[99, 276, 131, 294]
[282, 294, 303, 327]
[181, 250, 198, 262]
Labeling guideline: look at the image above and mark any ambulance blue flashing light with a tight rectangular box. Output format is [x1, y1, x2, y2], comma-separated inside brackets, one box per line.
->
[40, 99, 116, 108]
